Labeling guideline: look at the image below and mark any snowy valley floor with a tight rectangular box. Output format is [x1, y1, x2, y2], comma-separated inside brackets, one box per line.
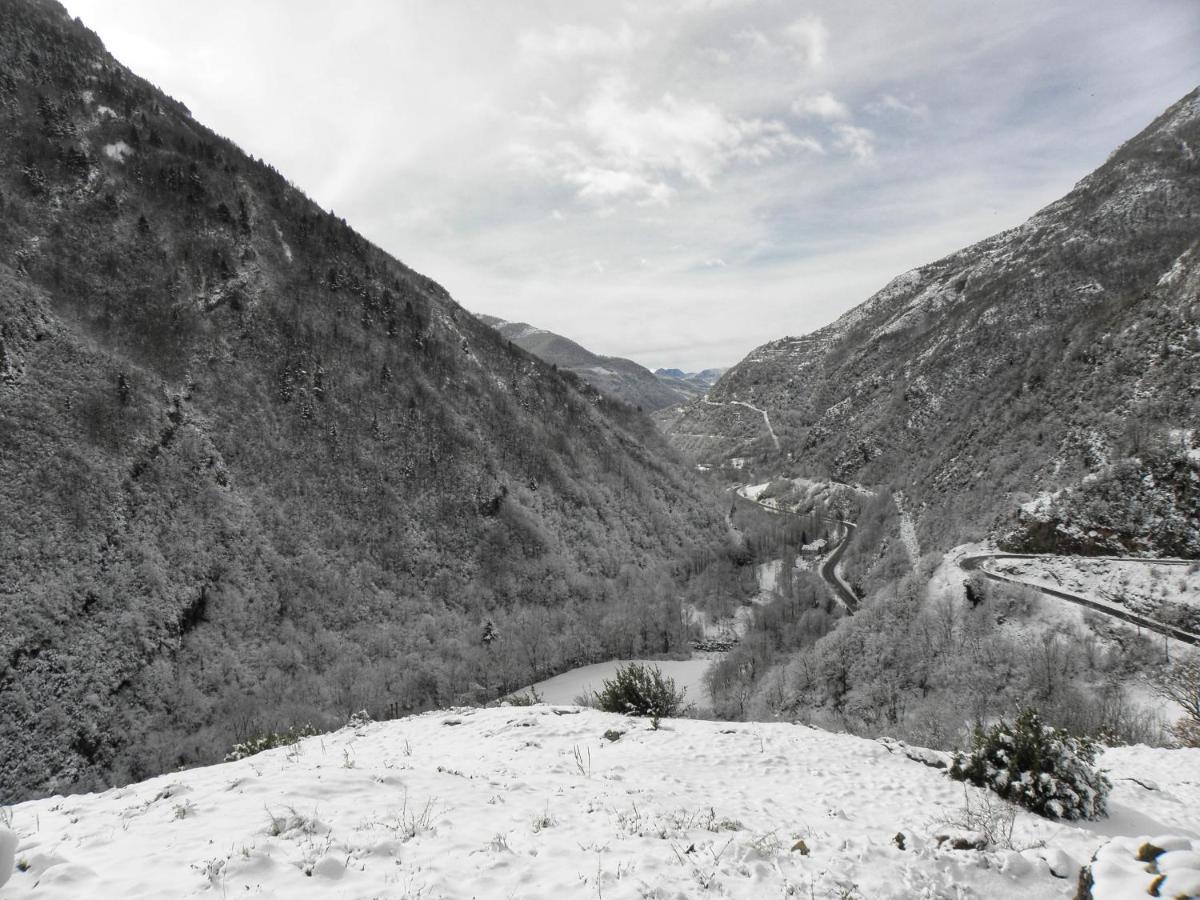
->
[3, 706, 1198, 899]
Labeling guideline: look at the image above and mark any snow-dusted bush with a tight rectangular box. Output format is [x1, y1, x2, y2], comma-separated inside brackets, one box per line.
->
[595, 664, 685, 718]
[225, 724, 319, 762]
[504, 687, 543, 707]
[949, 709, 1110, 820]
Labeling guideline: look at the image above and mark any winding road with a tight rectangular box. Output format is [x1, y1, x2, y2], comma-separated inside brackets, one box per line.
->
[819, 520, 859, 612]
[734, 482, 859, 612]
[741, 475, 1197, 641]
[702, 396, 781, 451]
[959, 553, 1199, 647]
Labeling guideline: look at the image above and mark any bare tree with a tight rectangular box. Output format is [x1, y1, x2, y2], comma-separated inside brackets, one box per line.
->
[1153, 652, 1200, 747]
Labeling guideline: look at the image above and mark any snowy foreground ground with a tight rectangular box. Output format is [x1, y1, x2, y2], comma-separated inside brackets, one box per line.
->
[3, 707, 1199, 899]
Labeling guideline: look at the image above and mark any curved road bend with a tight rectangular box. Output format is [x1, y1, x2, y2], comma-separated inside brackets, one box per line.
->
[820, 521, 859, 612]
[960, 554, 1199, 647]
[733, 484, 860, 613]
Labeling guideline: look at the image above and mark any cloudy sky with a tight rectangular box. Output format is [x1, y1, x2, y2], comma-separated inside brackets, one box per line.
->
[64, 1, 1200, 370]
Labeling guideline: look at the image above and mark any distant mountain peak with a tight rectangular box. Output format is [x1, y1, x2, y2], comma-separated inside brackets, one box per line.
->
[475, 313, 718, 411]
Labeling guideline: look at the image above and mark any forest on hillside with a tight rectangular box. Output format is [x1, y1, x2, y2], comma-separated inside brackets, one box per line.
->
[0, 0, 741, 800]
[668, 90, 1200, 559]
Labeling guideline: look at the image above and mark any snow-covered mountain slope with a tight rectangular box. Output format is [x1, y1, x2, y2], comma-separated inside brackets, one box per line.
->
[3, 706, 1197, 898]
[665, 88, 1200, 556]
[0, 0, 729, 801]
[476, 314, 706, 411]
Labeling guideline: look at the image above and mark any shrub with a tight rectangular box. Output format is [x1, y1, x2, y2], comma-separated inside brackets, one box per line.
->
[949, 709, 1110, 820]
[504, 687, 543, 707]
[594, 664, 685, 718]
[225, 723, 319, 762]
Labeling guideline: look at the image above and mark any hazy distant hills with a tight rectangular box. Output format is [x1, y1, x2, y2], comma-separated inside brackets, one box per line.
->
[477, 314, 722, 411]
[665, 88, 1200, 557]
[0, 0, 729, 799]
[654, 367, 725, 391]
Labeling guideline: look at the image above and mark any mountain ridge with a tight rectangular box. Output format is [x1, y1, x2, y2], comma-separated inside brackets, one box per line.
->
[476, 312, 713, 411]
[0, 0, 729, 800]
[664, 86, 1200, 556]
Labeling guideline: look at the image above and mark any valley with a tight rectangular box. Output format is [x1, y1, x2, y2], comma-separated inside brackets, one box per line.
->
[627, 471, 1200, 723]
[1, 1, 1198, 896]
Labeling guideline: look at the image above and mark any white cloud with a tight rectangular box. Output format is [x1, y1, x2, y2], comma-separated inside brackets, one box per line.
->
[784, 17, 829, 68]
[792, 91, 850, 119]
[61, 0, 1200, 370]
[566, 166, 674, 205]
[874, 93, 930, 120]
[733, 28, 773, 53]
[833, 123, 875, 161]
[518, 21, 635, 63]
[524, 79, 815, 205]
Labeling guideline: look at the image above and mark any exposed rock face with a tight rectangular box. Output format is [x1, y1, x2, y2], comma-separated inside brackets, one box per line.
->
[666, 89, 1200, 554]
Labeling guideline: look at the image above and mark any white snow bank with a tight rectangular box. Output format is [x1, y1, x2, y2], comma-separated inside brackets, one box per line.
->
[1088, 834, 1200, 899]
[527, 658, 715, 709]
[738, 482, 771, 501]
[756, 558, 781, 594]
[0, 826, 16, 888]
[4, 711, 1199, 899]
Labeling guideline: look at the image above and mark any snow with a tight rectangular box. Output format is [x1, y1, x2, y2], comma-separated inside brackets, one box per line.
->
[685, 553, 788, 644]
[273, 222, 294, 263]
[4, 708, 1197, 899]
[986, 557, 1200, 618]
[103, 141, 132, 162]
[0, 827, 16, 889]
[756, 559, 781, 594]
[739, 482, 771, 501]
[737, 476, 871, 514]
[894, 490, 921, 562]
[1020, 491, 1063, 517]
[527, 659, 716, 711]
[502, 323, 549, 341]
[1087, 834, 1200, 899]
